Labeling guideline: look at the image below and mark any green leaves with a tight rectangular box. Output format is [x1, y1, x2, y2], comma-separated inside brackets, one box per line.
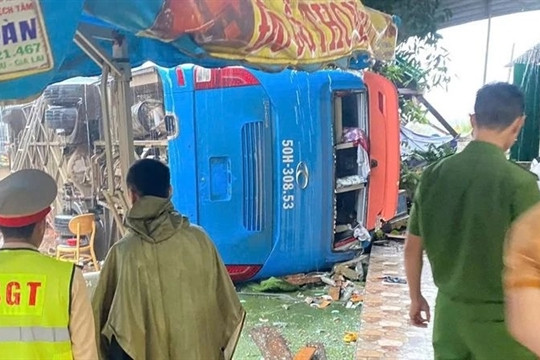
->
[401, 99, 429, 124]
[400, 144, 456, 200]
[364, 0, 455, 202]
[363, 0, 452, 41]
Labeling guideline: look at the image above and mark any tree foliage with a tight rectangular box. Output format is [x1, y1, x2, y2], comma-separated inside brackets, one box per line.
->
[364, 0, 456, 201]
[400, 144, 456, 201]
[367, 0, 453, 125]
[363, 0, 452, 41]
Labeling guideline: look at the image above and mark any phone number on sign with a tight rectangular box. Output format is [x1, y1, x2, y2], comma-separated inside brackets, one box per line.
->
[281, 140, 295, 210]
[0, 43, 41, 61]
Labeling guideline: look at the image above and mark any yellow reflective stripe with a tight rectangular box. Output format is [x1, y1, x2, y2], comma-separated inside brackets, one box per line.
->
[0, 327, 70, 342]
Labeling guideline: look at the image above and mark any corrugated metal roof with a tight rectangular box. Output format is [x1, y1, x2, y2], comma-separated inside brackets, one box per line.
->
[438, 0, 540, 29]
[512, 44, 540, 65]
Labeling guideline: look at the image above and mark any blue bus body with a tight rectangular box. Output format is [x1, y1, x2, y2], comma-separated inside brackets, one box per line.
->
[155, 64, 399, 281]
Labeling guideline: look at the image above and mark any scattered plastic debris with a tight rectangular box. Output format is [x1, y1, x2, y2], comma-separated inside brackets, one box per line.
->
[236, 254, 367, 358]
[343, 331, 359, 344]
[312, 301, 331, 309]
[335, 266, 360, 281]
[336, 175, 365, 190]
[333, 224, 371, 251]
[237, 289, 361, 359]
[531, 159, 540, 190]
[320, 276, 336, 287]
[306, 295, 333, 309]
[380, 276, 407, 285]
[345, 300, 361, 309]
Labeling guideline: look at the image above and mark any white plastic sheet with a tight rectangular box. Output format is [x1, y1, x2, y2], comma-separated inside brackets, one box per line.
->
[530, 159, 540, 190]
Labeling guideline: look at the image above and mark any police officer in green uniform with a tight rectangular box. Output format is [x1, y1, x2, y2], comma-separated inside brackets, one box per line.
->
[404, 82, 540, 360]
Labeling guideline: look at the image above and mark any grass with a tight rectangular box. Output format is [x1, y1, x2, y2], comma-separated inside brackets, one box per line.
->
[83, 273, 364, 359]
[234, 287, 362, 359]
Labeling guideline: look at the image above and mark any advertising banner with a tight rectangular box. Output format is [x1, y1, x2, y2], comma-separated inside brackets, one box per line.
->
[134, 0, 398, 65]
[0, 0, 53, 81]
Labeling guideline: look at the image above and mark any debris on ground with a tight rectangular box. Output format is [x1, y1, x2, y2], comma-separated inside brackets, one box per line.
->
[334, 265, 360, 281]
[372, 225, 409, 245]
[341, 284, 355, 302]
[294, 346, 317, 360]
[343, 331, 359, 344]
[247, 277, 300, 293]
[328, 286, 341, 301]
[250, 326, 328, 360]
[333, 224, 371, 251]
[304, 296, 332, 309]
[241, 254, 368, 316]
[283, 256, 368, 310]
[319, 275, 336, 287]
[237, 283, 363, 358]
[284, 273, 324, 286]
[302, 282, 361, 309]
[386, 231, 407, 240]
[379, 275, 407, 285]
[294, 343, 327, 360]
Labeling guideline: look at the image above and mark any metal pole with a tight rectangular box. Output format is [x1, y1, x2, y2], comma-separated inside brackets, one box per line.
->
[98, 65, 117, 252]
[483, 1, 492, 85]
[99, 66, 115, 191]
[112, 36, 135, 190]
[74, 31, 123, 77]
[73, 26, 133, 253]
[507, 42, 516, 82]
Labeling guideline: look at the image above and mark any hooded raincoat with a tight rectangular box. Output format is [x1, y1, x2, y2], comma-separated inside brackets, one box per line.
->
[92, 196, 245, 360]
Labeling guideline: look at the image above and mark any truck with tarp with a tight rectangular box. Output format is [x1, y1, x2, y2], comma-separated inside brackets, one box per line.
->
[0, 0, 399, 280]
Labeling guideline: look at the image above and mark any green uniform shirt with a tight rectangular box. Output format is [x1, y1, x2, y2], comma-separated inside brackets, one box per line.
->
[409, 141, 540, 306]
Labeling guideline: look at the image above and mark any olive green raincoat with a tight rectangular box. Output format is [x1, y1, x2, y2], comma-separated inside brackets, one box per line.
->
[92, 196, 245, 360]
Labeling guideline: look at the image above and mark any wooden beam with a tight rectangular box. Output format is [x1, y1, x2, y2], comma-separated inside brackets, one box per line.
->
[250, 326, 293, 360]
[398, 88, 422, 96]
[301, 343, 327, 360]
[294, 347, 317, 360]
[398, 88, 458, 138]
[416, 95, 459, 138]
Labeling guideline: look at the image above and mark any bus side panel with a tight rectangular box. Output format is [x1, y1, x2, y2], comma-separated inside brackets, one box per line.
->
[254, 70, 365, 279]
[255, 70, 331, 278]
[364, 71, 400, 228]
[194, 85, 273, 265]
[162, 67, 199, 223]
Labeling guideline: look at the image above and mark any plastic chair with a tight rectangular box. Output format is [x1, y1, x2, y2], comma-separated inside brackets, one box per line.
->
[56, 213, 100, 271]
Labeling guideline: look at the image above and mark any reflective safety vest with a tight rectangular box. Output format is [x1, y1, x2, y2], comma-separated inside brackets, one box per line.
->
[0, 249, 74, 360]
